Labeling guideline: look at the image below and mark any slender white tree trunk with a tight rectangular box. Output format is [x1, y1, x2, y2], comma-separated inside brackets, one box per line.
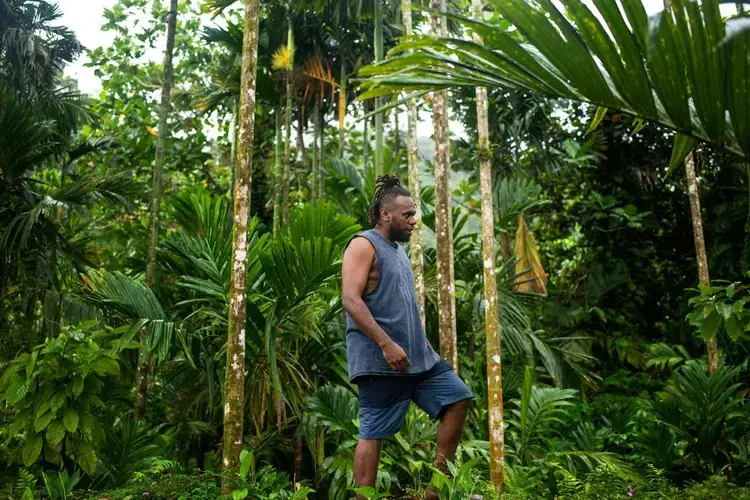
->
[222, 0, 260, 491]
[472, 0, 504, 490]
[136, 0, 178, 419]
[431, 0, 458, 371]
[402, 0, 426, 328]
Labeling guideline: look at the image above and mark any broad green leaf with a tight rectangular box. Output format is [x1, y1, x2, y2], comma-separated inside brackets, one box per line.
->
[726, 283, 736, 299]
[239, 449, 253, 479]
[9, 409, 32, 435]
[50, 390, 67, 413]
[46, 420, 66, 447]
[34, 410, 55, 433]
[63, 408, 79, 433]
[6, 379, 28, 405]
[717, 302, 733, 320]
[701, 310, 722, 340]
[232, 490, 248, 500]
[22, 432, 42, 466]
[26, 348, 39, 382]
[22, 488, 34, 500]
[586, 106, 608, 135]
[90, 357, 119, 376]
[71, 375, 84, 397]
[667, 134, 697, 178]
[74, 441, 96, 475]
[733, 300, 745, 314]
[0, 363, 23, 389]
[725, 314, 742, 341]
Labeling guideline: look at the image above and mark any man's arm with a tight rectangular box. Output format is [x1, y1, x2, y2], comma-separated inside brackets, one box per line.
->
[342, 237, 410, 372]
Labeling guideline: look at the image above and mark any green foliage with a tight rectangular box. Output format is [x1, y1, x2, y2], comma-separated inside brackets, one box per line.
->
[686, 276, 750, 341]
[42, 468, 81, 500]
[0, 321, 133, 474]
[89, 472, 222, 500]
[227, 449, 314, 500]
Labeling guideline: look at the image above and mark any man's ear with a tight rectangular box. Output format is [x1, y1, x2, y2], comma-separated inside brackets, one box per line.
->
[381, 207, 390, 222]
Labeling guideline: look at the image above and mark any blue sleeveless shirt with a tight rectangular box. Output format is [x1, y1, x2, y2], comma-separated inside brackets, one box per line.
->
[345, 230, 441, 381]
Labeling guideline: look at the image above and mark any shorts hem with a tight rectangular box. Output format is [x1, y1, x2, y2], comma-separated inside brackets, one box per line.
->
[429, 393, 474, 420]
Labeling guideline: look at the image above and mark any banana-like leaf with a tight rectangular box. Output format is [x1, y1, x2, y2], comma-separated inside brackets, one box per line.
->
[358, 0, 750, 159]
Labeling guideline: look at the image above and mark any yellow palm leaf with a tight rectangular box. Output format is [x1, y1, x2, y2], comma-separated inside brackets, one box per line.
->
[514, 213, 548, 294]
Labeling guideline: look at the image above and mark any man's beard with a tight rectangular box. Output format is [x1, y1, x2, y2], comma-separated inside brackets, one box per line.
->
[388, 222, 412, 242]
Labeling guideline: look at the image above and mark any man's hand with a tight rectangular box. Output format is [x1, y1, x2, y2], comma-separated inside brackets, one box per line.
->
[382, 341, 410, 372]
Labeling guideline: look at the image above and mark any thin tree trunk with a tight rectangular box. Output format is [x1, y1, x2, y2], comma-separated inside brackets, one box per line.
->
[222, 0, 260, 491]
[230, 100, 238, 195]
[274, 105, 282, 234]
[431, 0, 458, 371]
[374, 0, 384, 176]
[136, 0, 177, 419]
[394, 108, 400, 163]
[282, 24, 294, 225]
[403, 0, 425, 328]
[312, 100, 320, 202]
[339, 56, 347, 157]
[319, 111, 325, 200]
[473, 0, 504, 490]
[297, 104, 308, 168]
[363, 118, 369, 168]
[684, 152, 719, 374]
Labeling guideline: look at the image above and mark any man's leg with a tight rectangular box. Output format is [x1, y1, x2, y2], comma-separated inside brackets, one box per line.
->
[426, 399, 471, 500]
[354, 438, 382, 500]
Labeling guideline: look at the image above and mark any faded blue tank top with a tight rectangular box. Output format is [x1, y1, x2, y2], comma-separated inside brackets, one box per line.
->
[345, 229, 440, 381]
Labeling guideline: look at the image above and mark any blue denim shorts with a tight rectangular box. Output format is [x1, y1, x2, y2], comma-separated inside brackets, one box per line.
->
[355, 360, 473, 440]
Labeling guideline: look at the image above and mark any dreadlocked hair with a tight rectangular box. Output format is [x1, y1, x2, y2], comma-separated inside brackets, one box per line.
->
[367, 174, 412, 228]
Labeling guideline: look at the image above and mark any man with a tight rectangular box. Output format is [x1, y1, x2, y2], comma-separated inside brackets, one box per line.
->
[341, 174, 473, 499]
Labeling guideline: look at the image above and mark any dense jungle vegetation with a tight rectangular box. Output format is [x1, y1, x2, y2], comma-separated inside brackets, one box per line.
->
[1, 0, 750, 498]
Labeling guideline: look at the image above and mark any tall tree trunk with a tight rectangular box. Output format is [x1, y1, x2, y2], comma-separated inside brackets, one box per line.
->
[297, 104, 308, 168]
[339, 56, 347, 157]
[394, 108, 400, 163]
[403, 0, 426, 328]
[363, 118, 370, 168]
[273, 105, 282, 234]
[222, 0, 260, 491]
[319, 110, 325, 200]
[312, 100, 320, 202]
[472, 0, 504, 490]
[136, 0, 178, 419]
[282, 23, 294, 225]
[684, 152, 720, 373]
[374, 0, 384, 175]
[230, 100, 238, 195]
[431, 0, 458, 371]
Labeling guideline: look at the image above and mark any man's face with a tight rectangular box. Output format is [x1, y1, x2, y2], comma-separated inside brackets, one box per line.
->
[382, 195, 417, 242]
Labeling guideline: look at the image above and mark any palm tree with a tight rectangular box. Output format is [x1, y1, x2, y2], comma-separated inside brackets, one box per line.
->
[471, 0, 504, 490]
[402, 0, 426, 328]
[222, 0, 260, 489]
[430, 0, 458, 371]
[136, 0, 179, 420]
[0, 0, 81, 96]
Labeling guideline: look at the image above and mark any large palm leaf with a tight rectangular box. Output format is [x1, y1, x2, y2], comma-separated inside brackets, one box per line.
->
[359, 0, 750, 160]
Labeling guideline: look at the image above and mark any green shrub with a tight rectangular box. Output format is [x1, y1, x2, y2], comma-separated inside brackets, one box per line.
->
[86, 472, 222, 500]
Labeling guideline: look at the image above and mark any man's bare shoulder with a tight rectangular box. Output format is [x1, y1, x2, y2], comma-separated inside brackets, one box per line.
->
[343, 236, 376, 263]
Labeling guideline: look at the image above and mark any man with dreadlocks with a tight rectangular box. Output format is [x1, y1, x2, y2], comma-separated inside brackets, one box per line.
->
[342, 174, 473, 499]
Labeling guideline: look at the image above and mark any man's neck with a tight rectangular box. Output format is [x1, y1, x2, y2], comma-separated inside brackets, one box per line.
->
[373, 226, 392, 242]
